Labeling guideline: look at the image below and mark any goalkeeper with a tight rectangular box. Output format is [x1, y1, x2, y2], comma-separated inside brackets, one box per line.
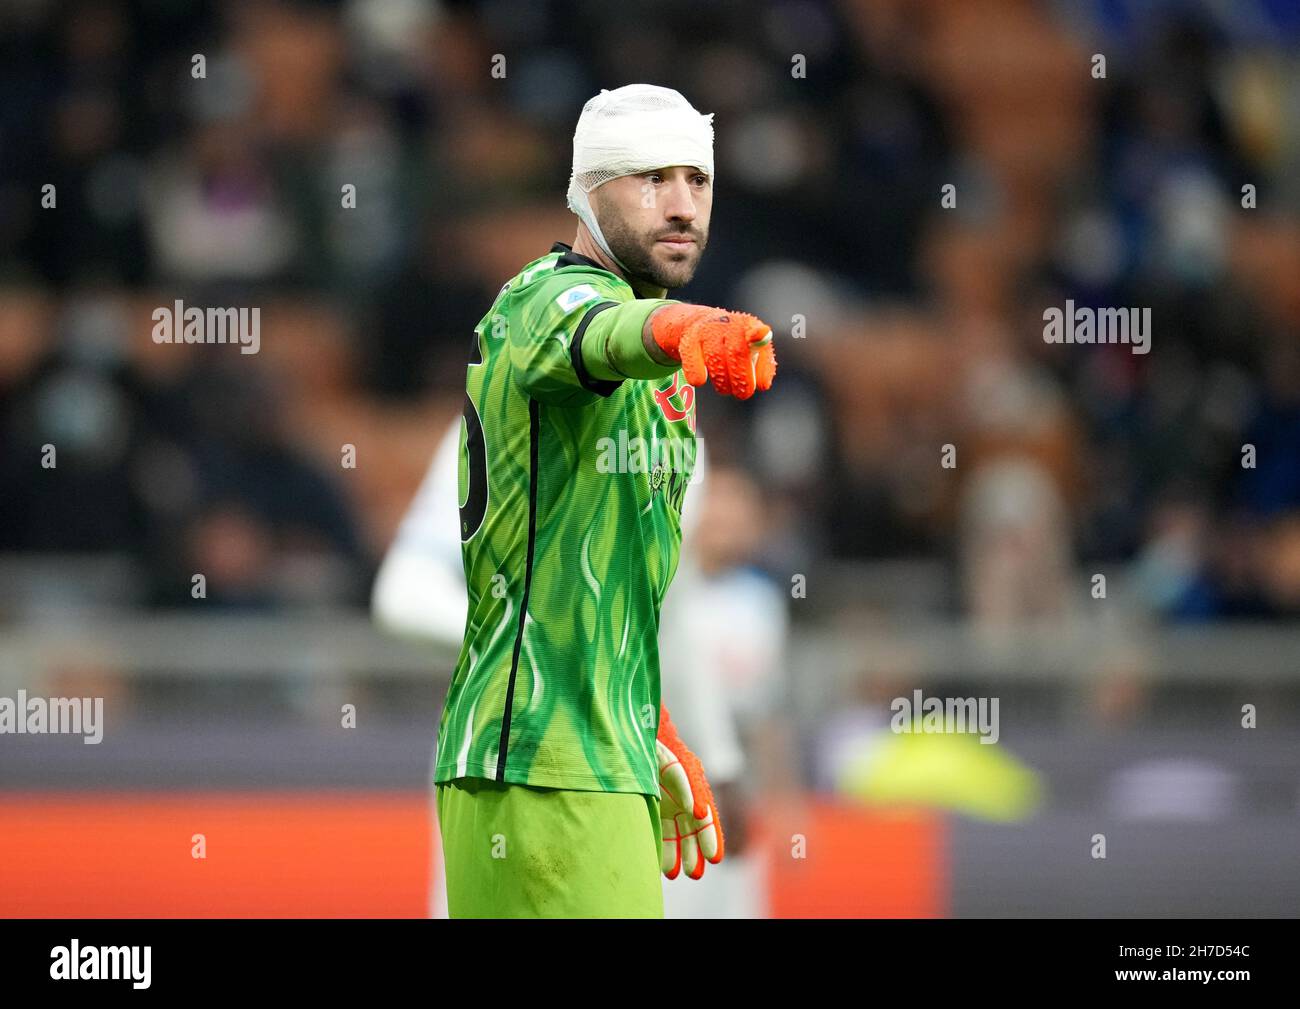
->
[434, 83, 777, 917]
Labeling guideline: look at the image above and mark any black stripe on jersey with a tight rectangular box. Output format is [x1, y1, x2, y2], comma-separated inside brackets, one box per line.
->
[496, 397, 540, 781]
[570, 300, 624, 398]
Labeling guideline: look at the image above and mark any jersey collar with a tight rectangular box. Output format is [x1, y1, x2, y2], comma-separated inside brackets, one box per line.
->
[550, 242, 656, 299]
[550, 241, 610, 272]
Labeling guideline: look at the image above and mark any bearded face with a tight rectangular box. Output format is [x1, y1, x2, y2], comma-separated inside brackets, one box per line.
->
[591, 168, 712, 291]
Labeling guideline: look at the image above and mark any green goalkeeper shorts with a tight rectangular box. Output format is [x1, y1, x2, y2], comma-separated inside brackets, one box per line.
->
[435, 776, 664, 918]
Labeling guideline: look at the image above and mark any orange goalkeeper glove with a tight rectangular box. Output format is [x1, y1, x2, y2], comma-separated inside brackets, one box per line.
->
[650, 304, 777, 400]
[656, 703, 725, 880]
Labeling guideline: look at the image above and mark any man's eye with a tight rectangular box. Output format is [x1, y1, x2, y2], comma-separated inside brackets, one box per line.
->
[645, 173, 663, 184]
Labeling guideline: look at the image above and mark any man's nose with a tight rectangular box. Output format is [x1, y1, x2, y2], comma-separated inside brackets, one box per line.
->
[662, 179, 697, 223]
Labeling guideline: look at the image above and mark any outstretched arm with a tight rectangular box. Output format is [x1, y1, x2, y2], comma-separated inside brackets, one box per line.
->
[581, 301, 777, 399]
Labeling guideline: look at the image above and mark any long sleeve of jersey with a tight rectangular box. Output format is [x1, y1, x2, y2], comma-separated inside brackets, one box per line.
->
[577, 298, 680, 382]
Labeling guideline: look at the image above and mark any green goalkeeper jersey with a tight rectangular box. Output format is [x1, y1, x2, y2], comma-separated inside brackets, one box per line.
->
[433, 242, 697, 796]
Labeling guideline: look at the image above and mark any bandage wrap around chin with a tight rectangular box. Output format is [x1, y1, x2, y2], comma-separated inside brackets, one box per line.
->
[566, 84, 715, 270]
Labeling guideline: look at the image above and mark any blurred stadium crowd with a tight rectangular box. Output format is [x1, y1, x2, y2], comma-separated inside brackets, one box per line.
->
[1, 0, 1299, 624]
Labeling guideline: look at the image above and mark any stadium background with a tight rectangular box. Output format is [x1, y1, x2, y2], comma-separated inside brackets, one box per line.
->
[2, 0, 1299, 916]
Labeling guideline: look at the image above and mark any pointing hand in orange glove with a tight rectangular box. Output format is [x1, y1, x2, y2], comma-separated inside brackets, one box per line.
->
[656, 703, 725, 880]
[650, 304, 777, 400]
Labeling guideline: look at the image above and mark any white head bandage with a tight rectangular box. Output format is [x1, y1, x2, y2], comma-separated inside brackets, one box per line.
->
[566, 84, 715, 269]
